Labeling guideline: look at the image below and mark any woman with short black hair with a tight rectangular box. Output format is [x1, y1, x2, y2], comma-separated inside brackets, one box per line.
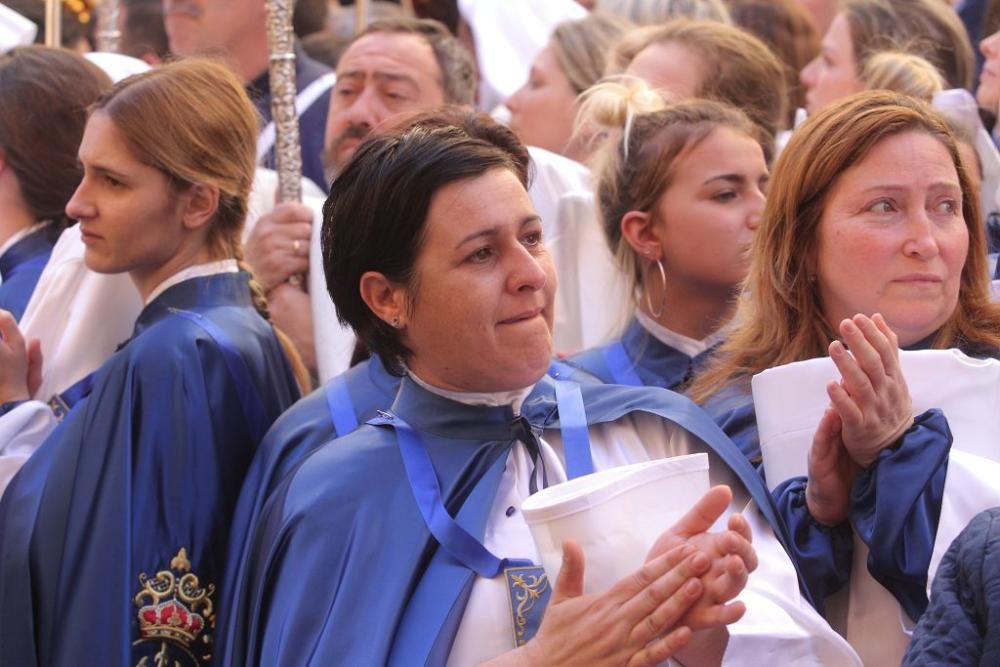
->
[221, 108, 857, 666]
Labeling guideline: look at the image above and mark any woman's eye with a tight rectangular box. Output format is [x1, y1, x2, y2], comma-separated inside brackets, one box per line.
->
[712, 190, 737, 203]
[468, 247, 494, 263]
[522, 231, 543, 247]
[934, 199, 959, 215]
[866, 199, 895, 214]
[104, 175, 124, 189]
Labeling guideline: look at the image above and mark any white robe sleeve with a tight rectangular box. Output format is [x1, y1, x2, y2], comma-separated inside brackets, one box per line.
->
[19, 226, 141, 400]
[548, 189, 632, 355]
[0, 400, 57, 498]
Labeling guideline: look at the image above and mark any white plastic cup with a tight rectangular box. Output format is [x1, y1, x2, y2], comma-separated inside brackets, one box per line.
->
[520, 453, 710, 594]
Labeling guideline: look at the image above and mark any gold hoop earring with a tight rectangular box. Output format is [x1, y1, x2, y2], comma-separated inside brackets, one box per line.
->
[643, 258, 667, 319]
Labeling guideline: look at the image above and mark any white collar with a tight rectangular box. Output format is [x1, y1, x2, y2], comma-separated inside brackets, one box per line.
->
[635, 310, 728, 358]
[407, 368, 535, 416]
[145, 259, 239, 305]
[0, 221, 49, 258]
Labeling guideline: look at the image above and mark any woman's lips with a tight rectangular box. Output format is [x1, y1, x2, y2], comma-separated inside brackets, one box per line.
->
[498, 307, 543, 325]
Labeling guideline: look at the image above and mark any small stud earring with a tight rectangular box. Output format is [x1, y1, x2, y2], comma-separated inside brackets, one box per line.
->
[391, 317, 400, 328]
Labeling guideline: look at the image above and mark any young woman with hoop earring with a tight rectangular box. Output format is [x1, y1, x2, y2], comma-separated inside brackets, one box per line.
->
[562, 77, 767, 394]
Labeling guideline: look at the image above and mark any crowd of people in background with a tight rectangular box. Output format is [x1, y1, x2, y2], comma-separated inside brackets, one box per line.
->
[1, 0, 1000, 665]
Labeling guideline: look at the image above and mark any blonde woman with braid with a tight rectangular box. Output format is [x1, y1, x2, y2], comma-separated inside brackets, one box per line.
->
[0, 59, 304, 666]
[562, 78, 768, 393]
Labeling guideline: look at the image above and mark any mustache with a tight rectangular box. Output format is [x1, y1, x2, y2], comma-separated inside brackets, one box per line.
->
[332, 124, 371, 151]
[164, 0, 202, 18]
[323, 124, 372, 179]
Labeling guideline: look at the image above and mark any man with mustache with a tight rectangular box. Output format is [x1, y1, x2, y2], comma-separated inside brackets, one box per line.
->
[240, 17, 477, 378]
[163, 0, 333, 192]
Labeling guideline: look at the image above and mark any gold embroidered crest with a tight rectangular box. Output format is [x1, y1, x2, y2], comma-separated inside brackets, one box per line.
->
[133, 547, 215, 666]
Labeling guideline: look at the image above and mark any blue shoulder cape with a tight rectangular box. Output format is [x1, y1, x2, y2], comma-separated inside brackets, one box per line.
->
[566, 318, 716, 391]
[0, 273, 300, 666]
[0, 223, 60, 321]
[220, 355, 399, 629]
[218, 374, 808, 666]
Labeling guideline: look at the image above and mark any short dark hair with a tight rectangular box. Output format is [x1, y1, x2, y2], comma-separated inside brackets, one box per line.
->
[355, 17, 477, 105]
[322, 109, 529, 373]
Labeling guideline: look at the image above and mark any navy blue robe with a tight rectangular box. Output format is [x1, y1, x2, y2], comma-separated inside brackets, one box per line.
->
[566, 318, 716, 391]
[218, 375, 807, 666]
[0, 224, 60, 322]
[0, 272, 300, 666]
[701, 342, 1000, 620]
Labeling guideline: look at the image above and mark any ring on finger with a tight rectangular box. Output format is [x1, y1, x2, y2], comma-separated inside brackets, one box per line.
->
[293, 239, 304, 255]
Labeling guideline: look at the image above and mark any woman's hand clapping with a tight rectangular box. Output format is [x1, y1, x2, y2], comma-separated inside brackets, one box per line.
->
[825, 314, 913, 468]
[487, 486, 755, 667]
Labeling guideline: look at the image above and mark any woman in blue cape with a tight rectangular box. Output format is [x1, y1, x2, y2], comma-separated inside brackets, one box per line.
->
[0, 59, 306, 666]
[688, 91, 1000, 664]
[0, 47, 110, 322]
[219, 109, 857, 666]
[561, 79, 768, 400]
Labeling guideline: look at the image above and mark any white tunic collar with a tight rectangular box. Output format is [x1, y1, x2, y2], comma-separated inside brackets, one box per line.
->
[144, 259, 239, 305]
[635, 310, 728, 358]
[407, 368, 534, 416]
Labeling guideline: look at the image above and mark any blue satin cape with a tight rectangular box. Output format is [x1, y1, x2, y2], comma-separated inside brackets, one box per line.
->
[0, 273, 300, 666]
[221, 355, 399, 626]
[218, 374, 807, 666]
[566, 318, 716, 391]
[0, 224, 60, 321]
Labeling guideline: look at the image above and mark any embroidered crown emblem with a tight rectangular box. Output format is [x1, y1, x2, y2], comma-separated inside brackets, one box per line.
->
[134, 548, 215, 655]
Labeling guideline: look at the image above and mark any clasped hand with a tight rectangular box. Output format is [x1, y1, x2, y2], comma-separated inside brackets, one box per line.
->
[807, 314, 913, 525]
[244, 202, 313, 292]
[511, 486, 754, 667]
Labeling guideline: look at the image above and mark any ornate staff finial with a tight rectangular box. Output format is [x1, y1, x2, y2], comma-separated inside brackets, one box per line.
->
[265, 0, 302, 203]
[96, 0, 121, 52]
[44, 0, 61, 47]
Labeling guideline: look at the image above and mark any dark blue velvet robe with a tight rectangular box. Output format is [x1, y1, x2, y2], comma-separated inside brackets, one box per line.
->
[566, 318, 716, 391]
[0, 273, 300, 666]
[218, 375, 808, 666]
[0, 224, 60, 322]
